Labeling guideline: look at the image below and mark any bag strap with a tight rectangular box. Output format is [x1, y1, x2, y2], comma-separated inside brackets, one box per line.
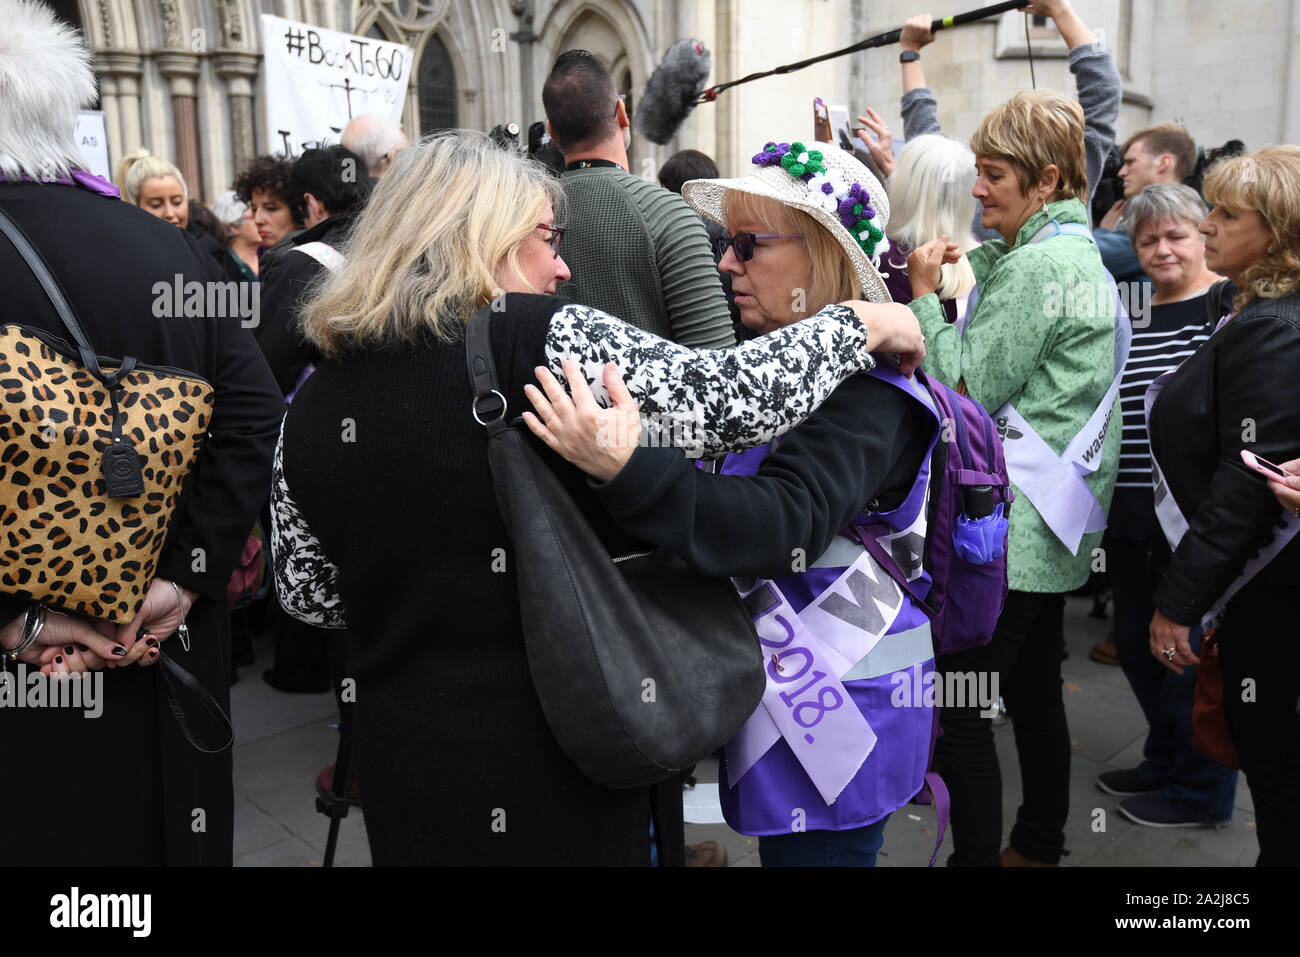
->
[844, 522, 938, 620]
[158, 647, 234, 754]
[1206, 279, 1231, 326]
[465, 304, 509, 435]
[0, 206, 127, 387]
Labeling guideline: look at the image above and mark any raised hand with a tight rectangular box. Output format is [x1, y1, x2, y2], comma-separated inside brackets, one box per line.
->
[854, 108, 896, 179]
[900, 14, 935, 52]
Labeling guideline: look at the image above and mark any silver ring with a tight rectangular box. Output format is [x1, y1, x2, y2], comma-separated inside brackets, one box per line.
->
[471, 390, 508, 426]
[1162, 647, 1176, 661]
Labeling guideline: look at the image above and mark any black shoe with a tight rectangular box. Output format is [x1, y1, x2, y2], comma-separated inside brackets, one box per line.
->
[1096, 767, 1161, 797]
[1118, 792, 1231, 829]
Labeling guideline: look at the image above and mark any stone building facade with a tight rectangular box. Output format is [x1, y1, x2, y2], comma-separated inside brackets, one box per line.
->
[51, 0, 1299, 203]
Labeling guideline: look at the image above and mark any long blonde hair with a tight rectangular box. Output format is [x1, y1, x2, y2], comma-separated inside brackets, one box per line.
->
[114, 148, 186, 205]
[302, 131, 563, 357]
[1202, 146, 1300, 312]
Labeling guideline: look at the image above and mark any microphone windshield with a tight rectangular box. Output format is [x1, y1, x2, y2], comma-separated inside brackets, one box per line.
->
[635, 39, 711, 146]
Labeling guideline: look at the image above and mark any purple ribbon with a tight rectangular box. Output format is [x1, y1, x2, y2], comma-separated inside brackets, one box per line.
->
[0, 169, 120, 199]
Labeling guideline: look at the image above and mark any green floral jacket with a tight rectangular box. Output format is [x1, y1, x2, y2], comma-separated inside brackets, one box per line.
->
[909, 198, 1121, 593]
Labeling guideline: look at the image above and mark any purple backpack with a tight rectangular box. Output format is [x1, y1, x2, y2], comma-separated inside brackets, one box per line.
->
[849, 368, 1011, 658]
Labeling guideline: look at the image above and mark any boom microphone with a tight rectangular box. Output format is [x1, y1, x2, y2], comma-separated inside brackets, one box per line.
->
[635, 39, 711, 146]
[636, 0, 1028, 146]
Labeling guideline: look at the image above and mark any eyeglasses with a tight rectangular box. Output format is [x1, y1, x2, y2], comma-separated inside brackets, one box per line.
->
[537, 222, 565, 256]
[713, 232, 801, 263]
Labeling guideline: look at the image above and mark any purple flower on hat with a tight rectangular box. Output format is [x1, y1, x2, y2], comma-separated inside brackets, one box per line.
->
[821, 182, 835, 194]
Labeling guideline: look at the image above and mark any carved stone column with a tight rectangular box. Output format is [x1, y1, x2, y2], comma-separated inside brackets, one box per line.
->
[154, 51, 203, 201]
[95, 52, 144, 173]
[214, 52, 261, 174]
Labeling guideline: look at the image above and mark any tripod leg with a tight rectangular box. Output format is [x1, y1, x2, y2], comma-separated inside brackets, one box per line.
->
[321, 699, 355, 867]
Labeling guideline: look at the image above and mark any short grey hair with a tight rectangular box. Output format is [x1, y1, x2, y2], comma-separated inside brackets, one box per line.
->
[210, 190, 249, 228]
[340, 115, 408, 176]
[1119, 183, 1209, 236]
[0, 0, 98, 180]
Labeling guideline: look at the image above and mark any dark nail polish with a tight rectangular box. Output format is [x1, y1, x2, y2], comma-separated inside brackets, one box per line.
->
[145, 637, 158, 648]
[64, 645, 75, 655]
[112, 646, 127, 657]
[76, 644, 89, 653]
[148, 649, 158, 658]
[55, 656, 63, 664]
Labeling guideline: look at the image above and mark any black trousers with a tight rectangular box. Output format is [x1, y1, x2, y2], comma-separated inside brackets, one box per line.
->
[934, 590, 1069, 865]
[1217, 584, 1300, 866]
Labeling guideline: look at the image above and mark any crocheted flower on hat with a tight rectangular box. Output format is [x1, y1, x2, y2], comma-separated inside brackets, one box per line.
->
[752, 142, 883, 258]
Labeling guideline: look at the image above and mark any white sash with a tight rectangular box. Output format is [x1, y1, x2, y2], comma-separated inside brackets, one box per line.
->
[1144, 367, 1300, 629]
[727, 541, 912, 805]
[989, 221, 1130, 554]
[295, 240, 344, 273]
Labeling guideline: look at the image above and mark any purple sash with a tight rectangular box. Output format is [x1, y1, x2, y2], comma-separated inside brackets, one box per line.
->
[714, 367, 939, 834]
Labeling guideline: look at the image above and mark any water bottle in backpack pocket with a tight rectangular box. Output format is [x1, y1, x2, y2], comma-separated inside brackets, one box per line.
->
[851, 368, 1011, 658]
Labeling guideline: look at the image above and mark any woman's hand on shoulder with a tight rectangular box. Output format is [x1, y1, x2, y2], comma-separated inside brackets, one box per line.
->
[524, 359, 642, 482]
[841, 301, 926, 377]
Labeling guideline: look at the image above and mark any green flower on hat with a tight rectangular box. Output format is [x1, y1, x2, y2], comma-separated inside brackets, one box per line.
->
[778, 141, 826, 179]
[853, 217, 884, 254]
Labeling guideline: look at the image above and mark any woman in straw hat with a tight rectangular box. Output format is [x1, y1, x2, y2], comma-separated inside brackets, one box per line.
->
[527, 139, 943, 866]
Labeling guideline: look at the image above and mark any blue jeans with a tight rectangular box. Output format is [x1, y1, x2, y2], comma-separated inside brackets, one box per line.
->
[759, 817, 889, 867]
[1108, 534, 1237, 822]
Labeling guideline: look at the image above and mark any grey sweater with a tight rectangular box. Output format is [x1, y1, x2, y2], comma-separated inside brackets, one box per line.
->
[557, 167, 736, 349]
[900, 41, 1122, 218]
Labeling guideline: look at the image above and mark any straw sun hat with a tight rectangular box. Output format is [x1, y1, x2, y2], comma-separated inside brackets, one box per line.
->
[682, 140, 891, 304]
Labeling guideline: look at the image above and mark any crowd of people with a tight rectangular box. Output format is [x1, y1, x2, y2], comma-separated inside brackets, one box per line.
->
[1, 0, 1297, 869]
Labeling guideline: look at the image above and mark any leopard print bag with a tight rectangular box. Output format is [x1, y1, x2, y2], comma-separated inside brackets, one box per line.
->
[0, 209, 214, 624]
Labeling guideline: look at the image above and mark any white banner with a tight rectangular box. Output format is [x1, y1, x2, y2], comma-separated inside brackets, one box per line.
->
[261, 14, 413, 159]
[75, 111, 110, 181]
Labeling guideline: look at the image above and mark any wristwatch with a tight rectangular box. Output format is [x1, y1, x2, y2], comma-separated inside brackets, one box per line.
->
[900, 50, 921, 63]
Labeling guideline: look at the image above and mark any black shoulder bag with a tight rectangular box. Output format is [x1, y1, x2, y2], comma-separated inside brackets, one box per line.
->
[465, 305, 764, 789]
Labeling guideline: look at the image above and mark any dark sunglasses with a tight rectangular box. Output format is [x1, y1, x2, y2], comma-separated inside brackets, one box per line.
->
[713, 231, 801, 262]
[537, 222, 565, 255]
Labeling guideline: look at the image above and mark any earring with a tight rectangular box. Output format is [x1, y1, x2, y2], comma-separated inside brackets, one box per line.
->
[1269, 245, 1277, 255]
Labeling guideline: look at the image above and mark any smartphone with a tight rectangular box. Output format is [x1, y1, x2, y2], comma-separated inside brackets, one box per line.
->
[813, 98, 832, 143]
[828, 105, 850, 147]
[1240, 448, 1292, 481]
